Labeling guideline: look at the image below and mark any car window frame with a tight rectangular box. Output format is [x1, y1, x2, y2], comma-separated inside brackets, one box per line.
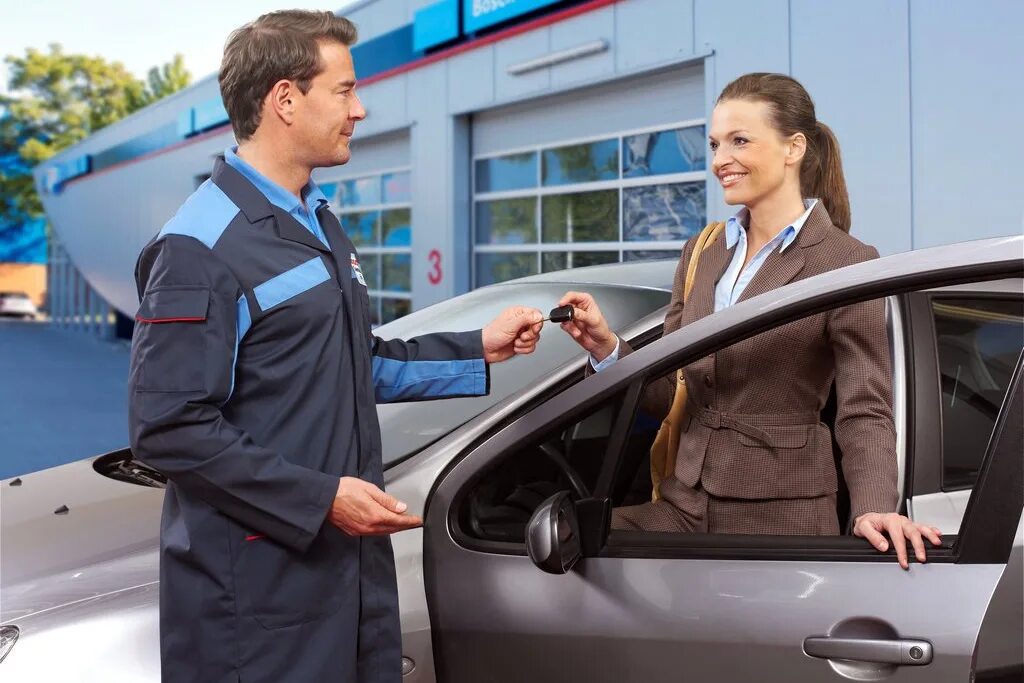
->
[905, 280, 1024, 498]
[439, 258, 1023, 566]
[927, 286, 1022, 494]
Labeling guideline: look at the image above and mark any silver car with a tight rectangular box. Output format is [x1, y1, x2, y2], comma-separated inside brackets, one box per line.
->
[2, 237, 1022, 682]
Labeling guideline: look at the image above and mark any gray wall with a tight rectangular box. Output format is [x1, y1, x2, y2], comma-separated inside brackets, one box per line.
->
[37, 0, 1024, 317]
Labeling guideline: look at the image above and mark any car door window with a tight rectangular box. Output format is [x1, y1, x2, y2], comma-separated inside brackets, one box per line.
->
[458, 387, 643, 545]
[933, 297, 1024, 490]
[455, 292, 907, 547]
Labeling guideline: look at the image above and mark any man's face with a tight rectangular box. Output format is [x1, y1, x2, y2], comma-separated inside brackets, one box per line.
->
[292, 40, 365, 168]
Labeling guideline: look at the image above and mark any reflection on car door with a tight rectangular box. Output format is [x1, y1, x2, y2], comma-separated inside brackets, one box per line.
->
[423, 290, 1023, 683]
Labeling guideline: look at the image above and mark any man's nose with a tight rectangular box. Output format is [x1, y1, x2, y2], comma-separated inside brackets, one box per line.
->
[351, 93, 367, 121]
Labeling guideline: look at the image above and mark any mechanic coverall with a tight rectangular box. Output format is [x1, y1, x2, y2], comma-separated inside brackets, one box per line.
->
[128, 151, 488, 683]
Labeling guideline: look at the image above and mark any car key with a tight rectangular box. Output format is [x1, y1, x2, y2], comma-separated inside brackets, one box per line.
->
[544, 305, 574, 323]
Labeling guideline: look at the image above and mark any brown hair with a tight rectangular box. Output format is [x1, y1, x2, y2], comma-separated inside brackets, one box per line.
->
[219, 10, 357, 141]
[718, 73, 851, 232]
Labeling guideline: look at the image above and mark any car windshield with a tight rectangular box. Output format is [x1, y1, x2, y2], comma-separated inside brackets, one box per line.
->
[376, 282, 669, 465]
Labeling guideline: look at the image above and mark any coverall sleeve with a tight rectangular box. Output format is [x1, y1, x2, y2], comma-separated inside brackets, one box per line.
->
[370, 330, 490, 403]
[828, 244, 899, 521]
[129, 235, 338, 553]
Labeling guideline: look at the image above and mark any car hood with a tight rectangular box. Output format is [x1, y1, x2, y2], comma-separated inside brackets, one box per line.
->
[1, 458, 162, 623]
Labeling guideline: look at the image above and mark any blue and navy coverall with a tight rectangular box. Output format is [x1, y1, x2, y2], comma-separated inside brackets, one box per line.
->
[128, 151, 489, 683]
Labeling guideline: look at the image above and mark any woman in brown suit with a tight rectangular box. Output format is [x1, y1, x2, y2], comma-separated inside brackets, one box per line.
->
[559, 73, 941, 569]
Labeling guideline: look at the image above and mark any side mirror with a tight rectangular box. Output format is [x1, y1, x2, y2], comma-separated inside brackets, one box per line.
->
[525, 491, 582, 574]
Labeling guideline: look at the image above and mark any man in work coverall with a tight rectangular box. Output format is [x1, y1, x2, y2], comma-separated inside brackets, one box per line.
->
[128, 10, 545, 683]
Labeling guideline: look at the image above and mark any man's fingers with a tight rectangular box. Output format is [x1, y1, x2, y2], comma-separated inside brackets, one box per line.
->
[371, 509, 422, 530]
[507, 307, 542, 329]
[366, 485, 408, 514]
[350, 513, 424, 536]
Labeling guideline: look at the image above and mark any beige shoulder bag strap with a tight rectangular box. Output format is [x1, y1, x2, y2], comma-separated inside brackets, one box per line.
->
[649, 221, 725, 501]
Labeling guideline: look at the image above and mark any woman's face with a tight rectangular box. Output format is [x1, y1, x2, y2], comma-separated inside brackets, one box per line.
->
[709, 98, 803, 207]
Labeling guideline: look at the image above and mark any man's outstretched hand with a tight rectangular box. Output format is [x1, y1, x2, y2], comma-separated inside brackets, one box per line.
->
[482, 306, 544, 363]
[329, 477, 422, 536]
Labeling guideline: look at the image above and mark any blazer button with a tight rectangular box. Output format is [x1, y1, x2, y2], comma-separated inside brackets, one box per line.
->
[703, 374, 713, 388]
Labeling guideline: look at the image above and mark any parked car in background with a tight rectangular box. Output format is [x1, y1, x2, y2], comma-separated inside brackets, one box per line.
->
[2, 237, 1022, 682]
[0, 292, 37, 320]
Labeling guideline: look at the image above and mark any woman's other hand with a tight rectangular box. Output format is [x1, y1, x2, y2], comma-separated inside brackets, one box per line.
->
[853, 512, 943, 569]
[558, 291, 617, 361]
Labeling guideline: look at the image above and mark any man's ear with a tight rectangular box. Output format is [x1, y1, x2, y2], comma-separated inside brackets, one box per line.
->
[785, 132, 807, 167]
[267, 79, 296, 125]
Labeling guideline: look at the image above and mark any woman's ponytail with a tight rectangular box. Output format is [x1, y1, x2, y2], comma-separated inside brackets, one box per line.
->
[804, 121, 851, 232]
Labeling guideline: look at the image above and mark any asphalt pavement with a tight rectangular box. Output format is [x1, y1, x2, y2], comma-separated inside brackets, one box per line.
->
[0, 319, 130, 479]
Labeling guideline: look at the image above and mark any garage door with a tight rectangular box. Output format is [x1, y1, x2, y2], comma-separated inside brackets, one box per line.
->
[471, 64, 707, 286]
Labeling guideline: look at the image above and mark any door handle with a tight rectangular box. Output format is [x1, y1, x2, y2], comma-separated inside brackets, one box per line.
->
[803, 636, 933, 665]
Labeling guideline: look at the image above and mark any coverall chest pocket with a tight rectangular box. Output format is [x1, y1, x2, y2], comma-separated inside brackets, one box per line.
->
[245, 257, 342, 359]
[236, 529, 355, 629]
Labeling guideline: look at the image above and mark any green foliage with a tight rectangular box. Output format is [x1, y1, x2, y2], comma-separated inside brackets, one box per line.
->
[1, 44, 192, 223]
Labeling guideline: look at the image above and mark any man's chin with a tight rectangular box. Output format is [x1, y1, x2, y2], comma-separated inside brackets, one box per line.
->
[333, 145, 352, 166]
[313, 148, 351, 169]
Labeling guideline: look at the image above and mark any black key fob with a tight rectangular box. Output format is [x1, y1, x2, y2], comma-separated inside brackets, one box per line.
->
[548, 305, 574, 323]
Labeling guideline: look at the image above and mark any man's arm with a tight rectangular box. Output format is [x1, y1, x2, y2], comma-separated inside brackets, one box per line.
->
[129, 235, 338, 552]
[369, 306, 543, 403]
[370, 330, 490, 403]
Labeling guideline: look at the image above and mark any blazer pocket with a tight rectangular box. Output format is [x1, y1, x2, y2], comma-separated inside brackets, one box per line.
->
[738, 425, 809, 449]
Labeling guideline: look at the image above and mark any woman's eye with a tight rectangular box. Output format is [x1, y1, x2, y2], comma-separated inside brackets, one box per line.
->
[734, 137, 748, 145]
[709, 141, 718, 151]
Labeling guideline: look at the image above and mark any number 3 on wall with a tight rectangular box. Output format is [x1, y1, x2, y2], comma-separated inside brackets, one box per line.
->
[428, 249, 443, 285]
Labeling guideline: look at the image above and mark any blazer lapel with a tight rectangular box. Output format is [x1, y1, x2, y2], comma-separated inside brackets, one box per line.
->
[735, 202, 832, 304]
[735, 244, 806, 304]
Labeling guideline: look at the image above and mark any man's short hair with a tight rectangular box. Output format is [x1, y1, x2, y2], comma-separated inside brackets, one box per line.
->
[219, 10, 358, 141]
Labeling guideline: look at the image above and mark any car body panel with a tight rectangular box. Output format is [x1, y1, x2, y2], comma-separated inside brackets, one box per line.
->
[422, 236, 1023, 682]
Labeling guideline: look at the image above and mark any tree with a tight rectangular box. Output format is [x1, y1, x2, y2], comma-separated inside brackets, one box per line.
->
[0, 44, 192, 230]
[147, 54, 191, 102]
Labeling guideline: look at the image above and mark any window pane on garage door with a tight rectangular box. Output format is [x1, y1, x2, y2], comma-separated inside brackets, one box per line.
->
[933, 297, 1024, 489]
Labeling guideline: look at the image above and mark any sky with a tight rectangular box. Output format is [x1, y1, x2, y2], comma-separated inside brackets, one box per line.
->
[0, 0, 356, 95]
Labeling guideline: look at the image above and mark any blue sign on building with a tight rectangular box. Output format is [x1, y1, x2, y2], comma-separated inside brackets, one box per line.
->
[462, 0, 563, 33]
[414, 0, 460, 52]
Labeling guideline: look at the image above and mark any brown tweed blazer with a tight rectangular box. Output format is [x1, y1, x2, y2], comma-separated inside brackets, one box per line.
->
[615, 202, 898, 524]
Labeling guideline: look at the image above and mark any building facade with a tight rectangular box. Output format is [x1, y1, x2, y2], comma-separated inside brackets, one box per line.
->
[34, 0, 1024, 325]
